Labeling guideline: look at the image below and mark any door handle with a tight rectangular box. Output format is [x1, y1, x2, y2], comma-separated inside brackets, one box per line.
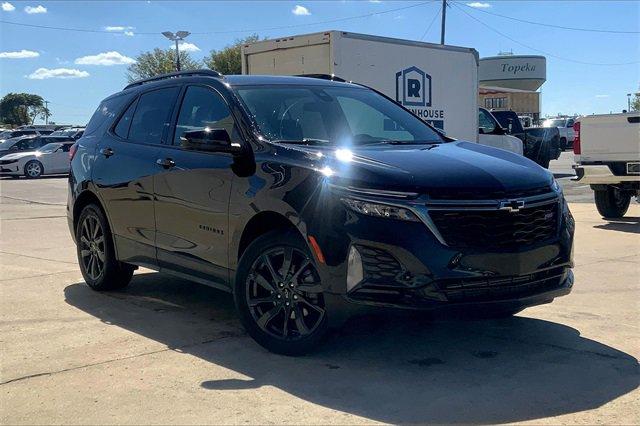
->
[99, 147, 114, 158]
[156, 158, 175, 169]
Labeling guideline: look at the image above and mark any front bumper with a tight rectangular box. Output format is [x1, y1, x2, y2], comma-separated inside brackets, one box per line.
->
[0, 163, 22, 175]
[574, 164, 640, 185]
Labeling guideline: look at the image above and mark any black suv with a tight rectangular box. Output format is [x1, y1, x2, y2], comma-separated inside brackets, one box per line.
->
[68, 70, 574, 354]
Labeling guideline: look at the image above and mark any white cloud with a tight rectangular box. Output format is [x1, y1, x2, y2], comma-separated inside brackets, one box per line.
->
[0, 49, 39, 59]
[466, 2, 491, 8]
[104, 25, 134, 32]
[124, 31, 134, 37]
[595, 94, 609, 98]
[74, 51, 135, 66]
[24, 4, 47, 14]
[292, 5, 310, 15]
[27, 67, 89, 80]
[170, 41, 200, 52]
[2, 2, 15, 11]
[369, 0, 382, 3]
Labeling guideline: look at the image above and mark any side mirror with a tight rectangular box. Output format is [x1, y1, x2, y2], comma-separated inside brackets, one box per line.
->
[180, 128, 241, 154]
[508, 123, 513, 133]
[478, 127, 485, 135]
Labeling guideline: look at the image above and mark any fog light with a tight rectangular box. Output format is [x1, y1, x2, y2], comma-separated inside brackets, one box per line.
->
[346, 246, 364, 293]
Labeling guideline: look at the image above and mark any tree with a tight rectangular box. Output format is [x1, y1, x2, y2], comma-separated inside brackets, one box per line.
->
[204, 34, 260, 75]
[632, 86, 640, 111]
[126, 48, 201, 82]
[27, 104, 51, 125]
[0, 93, 46, 126]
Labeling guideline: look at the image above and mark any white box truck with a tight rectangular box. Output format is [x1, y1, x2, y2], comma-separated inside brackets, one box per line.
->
[241, 31, 480, 142]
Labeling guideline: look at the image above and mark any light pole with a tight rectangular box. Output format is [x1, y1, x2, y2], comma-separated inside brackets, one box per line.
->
[162, 31, 191, 71]
[627, 93, 632, 112]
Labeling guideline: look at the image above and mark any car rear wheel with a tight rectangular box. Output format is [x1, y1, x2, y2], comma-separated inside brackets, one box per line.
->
[594, 186, 631, 218]
[76, 204, 134, 291]
[24, 160, 43, 178]
[234, 231, 328, 355]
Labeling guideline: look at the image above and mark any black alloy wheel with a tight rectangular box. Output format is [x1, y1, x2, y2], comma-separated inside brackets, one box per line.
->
[79, 213, 106, 281]
[235, 231, 328, 355]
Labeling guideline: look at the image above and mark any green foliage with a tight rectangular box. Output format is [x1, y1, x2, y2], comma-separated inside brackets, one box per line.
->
[0, 93, 45, 126]
[126, 48, 201, 82]
[203, 34, 260, 75]
[631, 87, 640, 111]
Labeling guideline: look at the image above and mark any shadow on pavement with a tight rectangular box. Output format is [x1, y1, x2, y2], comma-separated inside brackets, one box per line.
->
[64, 273, 639, 424]
[594, 217, 640, 234]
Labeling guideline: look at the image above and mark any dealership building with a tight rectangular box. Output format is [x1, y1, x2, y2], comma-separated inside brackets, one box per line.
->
[478, 55, 546, 123]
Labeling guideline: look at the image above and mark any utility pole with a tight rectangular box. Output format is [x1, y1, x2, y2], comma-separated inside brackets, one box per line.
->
[162, 31, 191, 72]
[440, 0, 447, 45]
[44, 100, 50, 125]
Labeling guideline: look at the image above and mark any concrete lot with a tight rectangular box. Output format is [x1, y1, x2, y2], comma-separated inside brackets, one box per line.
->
[1, 154, 639, 424]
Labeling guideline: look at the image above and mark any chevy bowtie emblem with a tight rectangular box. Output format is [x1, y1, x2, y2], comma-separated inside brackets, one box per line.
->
[499, 199, 526, 212]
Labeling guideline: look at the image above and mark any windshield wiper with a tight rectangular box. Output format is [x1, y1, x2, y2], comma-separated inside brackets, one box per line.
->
[271, 138, 331, 145]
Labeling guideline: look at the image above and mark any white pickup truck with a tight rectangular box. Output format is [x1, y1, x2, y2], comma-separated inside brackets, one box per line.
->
[543, 117, 576, 150]
[573, 112, 640, 218]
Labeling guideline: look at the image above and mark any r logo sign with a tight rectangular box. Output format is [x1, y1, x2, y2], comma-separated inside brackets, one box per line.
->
[395, 66, 431, 107]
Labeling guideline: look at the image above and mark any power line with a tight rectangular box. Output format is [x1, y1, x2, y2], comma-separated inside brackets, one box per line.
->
[454, 2, 640, 34]
[0, 1, 437, 37]
[420, 6, 441, 40]
[451, 2, 639, 66]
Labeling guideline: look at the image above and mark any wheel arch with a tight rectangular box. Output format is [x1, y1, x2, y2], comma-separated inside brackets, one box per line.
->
[236, 211, 302, 264]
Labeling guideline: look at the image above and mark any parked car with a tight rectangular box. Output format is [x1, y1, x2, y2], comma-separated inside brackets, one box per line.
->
[542, 117, 576, 150]
[491, 110, 561, 168]
[0, 139, 75, 178]
[0, 129, 40, 143]
[68, 71, 574, 355]
[0, 134, 72, 158]
[478, 108, 523, 155]
[50, 127, 85, 139]
[573, 112, 639, 218]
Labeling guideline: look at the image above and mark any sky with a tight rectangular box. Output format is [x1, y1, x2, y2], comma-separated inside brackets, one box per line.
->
[1, 0, 638, 125]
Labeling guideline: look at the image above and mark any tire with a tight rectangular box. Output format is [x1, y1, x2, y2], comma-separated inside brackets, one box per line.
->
[76, 203, 134, 291]
[559, 137, 567, 151]
[24, 160, 43, 178]
[594, 186, 631, 218]
[538, 154, 550, 169]
[234, 231, 329, 356]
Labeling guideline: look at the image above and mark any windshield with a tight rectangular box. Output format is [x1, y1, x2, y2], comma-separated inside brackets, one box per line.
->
[0, 131, 13, 139]
[51, 129, 79, 137]
[38, 143, 62, 153]
[543, 119, 566, 128]
[235, 85, 443, 145]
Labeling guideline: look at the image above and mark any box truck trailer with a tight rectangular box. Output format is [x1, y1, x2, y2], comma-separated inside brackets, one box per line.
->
[241, 31, 480, 142]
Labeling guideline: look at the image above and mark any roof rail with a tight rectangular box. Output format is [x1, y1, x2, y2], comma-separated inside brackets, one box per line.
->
[123, 69, 224, 90]
[296, 74, 351, 83]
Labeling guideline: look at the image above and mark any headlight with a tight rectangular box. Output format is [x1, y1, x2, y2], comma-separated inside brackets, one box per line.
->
[341, 197, 419, 222]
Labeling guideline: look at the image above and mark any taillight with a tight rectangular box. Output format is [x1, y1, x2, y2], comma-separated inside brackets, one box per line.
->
[573, 121, 581, 155]
[69, 142, 78, 162]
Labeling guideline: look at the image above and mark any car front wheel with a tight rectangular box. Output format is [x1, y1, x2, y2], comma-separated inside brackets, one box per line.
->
[24, 160, 43, 178]
[234, 231, 328, 355]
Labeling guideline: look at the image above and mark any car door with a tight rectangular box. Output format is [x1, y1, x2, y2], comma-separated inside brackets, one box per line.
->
[153, 84, 239, 288]
[45, 142, 72, 173]
[478, 108, 523, 155]
[92, 86, 180, 268]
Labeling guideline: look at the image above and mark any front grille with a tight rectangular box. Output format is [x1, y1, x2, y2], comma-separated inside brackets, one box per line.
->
[429, 201, 559, 250]
[0, 159, 18, 165]
[356, 245, 404, 282]
[434, 267, 567, 303]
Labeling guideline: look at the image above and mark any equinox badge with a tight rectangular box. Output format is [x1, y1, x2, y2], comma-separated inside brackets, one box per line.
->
[499, 199, 526, 212]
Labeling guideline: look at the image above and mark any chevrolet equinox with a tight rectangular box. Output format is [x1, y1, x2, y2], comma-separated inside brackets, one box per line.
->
[68, 70, 575, 355]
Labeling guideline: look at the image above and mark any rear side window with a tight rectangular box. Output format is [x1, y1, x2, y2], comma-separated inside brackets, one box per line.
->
[84, 94, 129, 136]
[128, 87, 179, 145]
[113, 99, 138, 139]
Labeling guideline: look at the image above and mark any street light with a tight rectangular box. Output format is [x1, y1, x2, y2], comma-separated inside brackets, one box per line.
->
[162, 31, 191, 71]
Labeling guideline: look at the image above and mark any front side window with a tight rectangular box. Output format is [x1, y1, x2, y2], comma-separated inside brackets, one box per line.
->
[127, 87, 179, 145]
[173, 86, 237, 146]
[235, 85, 442, 145]
[38, 143, 62, 153]
[478, 109, 497, 134]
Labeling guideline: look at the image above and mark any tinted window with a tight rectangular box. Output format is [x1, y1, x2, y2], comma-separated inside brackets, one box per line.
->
[85, 94, 129, 136]
[174, 86, 237, 146]
[114, 99, 138, 139]
[129, 87, 179, 145]
[478, 109, 497, 134]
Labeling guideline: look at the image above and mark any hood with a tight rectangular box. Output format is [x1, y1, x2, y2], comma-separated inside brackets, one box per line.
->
[279, 141, 553, 196]
[0, 151, 37, 161]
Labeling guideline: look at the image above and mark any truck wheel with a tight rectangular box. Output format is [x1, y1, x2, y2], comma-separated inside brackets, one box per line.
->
[76, 204, 134, 290]
[234, 231, 328, 356]
[559, 137, 567, 150]
[594, 186, 631, 218]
